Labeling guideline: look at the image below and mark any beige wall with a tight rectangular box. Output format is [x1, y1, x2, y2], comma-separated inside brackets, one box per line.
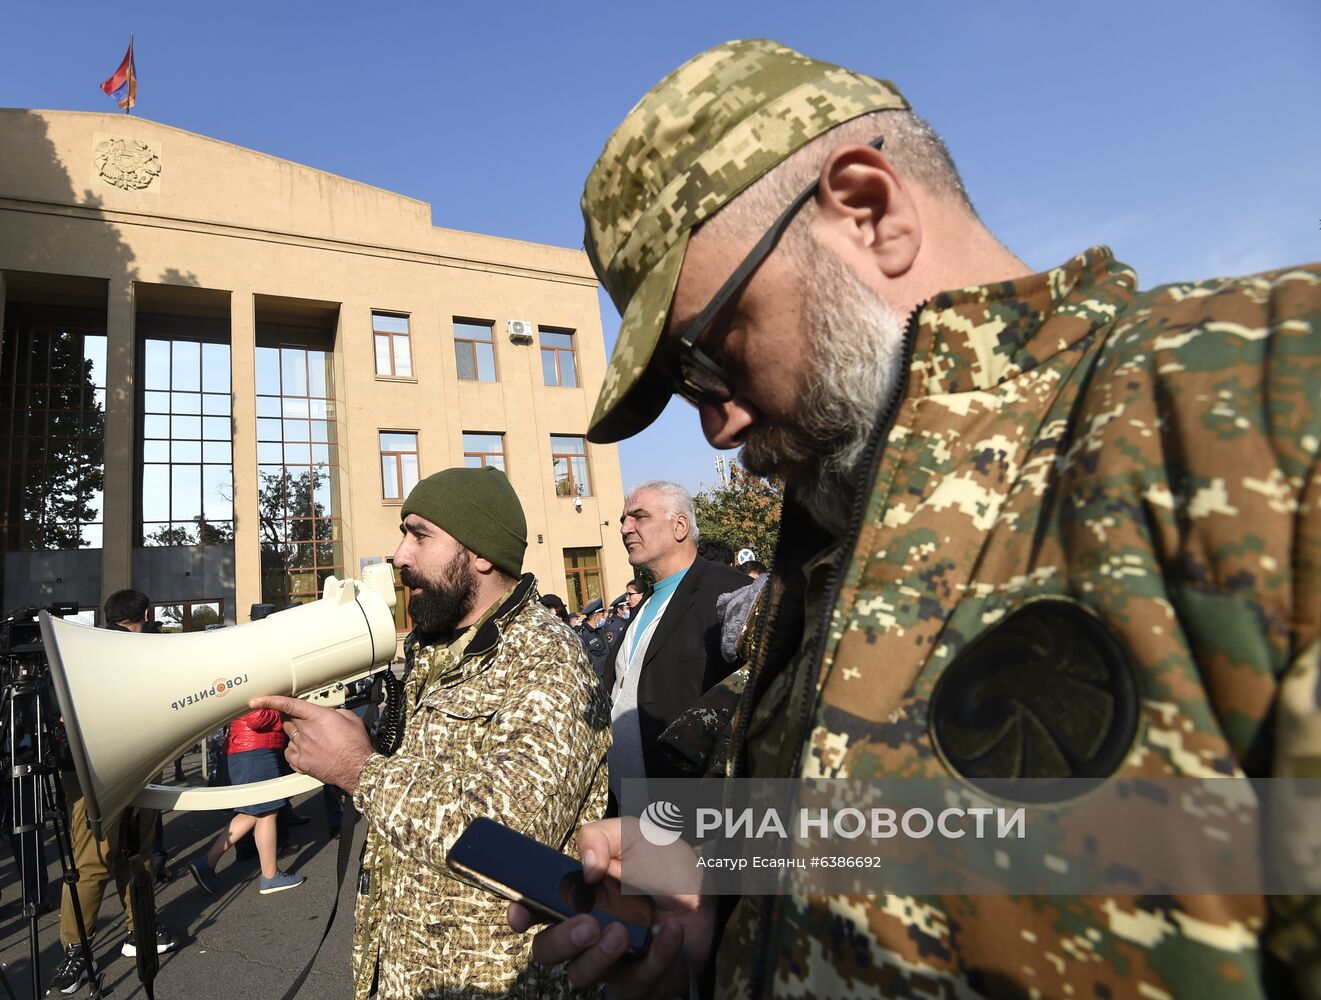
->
[0, 108, 631, 619]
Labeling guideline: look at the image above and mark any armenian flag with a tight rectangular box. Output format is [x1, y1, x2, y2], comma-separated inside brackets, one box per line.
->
[100, 37, 136, 112]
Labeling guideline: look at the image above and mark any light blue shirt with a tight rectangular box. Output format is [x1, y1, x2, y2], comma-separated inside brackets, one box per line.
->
[620, 566, 686, 667]
[610, 565, 688, 802]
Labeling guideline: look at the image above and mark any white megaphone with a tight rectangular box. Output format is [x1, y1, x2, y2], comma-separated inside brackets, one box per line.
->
[40, 562, 398, 839]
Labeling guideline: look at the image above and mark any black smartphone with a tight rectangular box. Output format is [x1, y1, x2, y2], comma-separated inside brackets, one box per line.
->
[447, 817, 653, 956]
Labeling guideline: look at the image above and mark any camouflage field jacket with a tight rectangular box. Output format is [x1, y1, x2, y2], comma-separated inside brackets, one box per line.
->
[351, 574, 610, 1000]
[715, 248, 1321, 998]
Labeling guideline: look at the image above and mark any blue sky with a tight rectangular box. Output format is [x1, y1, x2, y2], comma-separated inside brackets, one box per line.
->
[4, 0, 1318, 496]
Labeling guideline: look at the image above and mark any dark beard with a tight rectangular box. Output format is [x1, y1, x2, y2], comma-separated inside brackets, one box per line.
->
[401, 550, 477, 642]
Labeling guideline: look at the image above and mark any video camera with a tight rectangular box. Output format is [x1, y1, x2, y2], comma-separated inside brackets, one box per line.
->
[1, 602, 81, 662]
[1, 603, 81, 771]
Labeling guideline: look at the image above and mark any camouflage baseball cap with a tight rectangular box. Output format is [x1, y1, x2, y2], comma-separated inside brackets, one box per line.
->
[582, 39, 909, 443]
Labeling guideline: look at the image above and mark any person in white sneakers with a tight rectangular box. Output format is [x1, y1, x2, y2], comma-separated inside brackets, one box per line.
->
[46, 589, 179, 995]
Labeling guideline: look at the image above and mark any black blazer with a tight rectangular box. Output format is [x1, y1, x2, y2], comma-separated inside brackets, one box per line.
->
[603, 555, 751, 782]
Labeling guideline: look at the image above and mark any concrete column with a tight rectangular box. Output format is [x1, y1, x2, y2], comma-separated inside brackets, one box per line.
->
[99, 277, 135, 607]
[330, 304, 357, 576]
[231, 290, 260, 622]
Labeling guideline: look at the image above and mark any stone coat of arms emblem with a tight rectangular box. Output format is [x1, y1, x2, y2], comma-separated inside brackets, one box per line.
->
[94, 137, 161, 191]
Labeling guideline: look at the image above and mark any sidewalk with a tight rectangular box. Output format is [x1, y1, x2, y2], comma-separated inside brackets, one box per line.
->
[1, 748, 359, 999]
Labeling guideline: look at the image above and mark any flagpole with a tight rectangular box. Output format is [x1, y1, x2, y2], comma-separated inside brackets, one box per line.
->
[126, 33, 133, 114]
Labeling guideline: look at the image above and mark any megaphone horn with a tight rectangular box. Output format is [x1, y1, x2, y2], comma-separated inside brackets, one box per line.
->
[41, 563, 398, 839]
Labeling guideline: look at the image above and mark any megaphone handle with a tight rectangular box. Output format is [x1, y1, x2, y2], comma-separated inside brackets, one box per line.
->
[133, 773, 325, 811]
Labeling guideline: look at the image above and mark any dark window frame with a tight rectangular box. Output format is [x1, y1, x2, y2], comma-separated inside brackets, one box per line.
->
[562, 546, 603, 614]
[0, 304, 108, 552]
[539, 326, 579, 388]
[462, 431, 506, 471]
[255, 337, 343, 607]
[387, 558, 414, 635]
[137, 320, 234, 548]
[372, 311, 414, 379]
[149, 598, 225, 632]
[379, 430, 420, 502]
[551, 435, 592, 498]
[453, 318, 498, 383]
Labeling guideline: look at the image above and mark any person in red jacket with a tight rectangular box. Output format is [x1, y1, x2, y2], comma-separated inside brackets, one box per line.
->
[186, 709, 305, 895]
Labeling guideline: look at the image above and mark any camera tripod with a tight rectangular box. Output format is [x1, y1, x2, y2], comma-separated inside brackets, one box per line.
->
[1, 653, 103, 1000]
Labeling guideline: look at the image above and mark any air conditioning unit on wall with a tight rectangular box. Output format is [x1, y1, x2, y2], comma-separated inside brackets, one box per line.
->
[507, 319, 534, 344]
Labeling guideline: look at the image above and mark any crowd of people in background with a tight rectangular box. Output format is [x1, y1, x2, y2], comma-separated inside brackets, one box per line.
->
[541, 517, 767, 706]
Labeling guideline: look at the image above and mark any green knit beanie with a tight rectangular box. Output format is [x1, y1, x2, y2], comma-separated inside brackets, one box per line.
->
[401, 467, 527, 577]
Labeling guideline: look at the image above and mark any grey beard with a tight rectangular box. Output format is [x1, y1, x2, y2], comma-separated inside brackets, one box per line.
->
[739, 242, 907, 536]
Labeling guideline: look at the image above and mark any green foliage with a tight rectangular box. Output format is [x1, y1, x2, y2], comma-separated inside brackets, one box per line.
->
[693, 463, 782, 563]
[155, 604, 185, 632]
[258, 466, 337, 605]
[2, 326, 105, 551]
[142, 517, 233, 547]
[189, 602, 221, 630]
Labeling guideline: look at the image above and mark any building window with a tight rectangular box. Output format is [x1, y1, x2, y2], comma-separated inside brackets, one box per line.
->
[380, 431, 419, 502]
[372, 312, 413, 378]
[388, 560, 413, 635]
[256, 342, 341, 606]
[462, 432, 506, 471]
[563, 547, 603, 613]
[454, 319, 496, 382]
[551, 435, 591, 497]
[0, 307, 106, 551]
[150, 599, 223, 633]
[140, 331, 234, 546]
[539, 327, 578, 388]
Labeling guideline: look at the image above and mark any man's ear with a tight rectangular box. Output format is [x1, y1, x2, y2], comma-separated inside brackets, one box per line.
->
[671, 514, 691, 543]
[814, 143, 920, 279]
[471, 553, 497, 576]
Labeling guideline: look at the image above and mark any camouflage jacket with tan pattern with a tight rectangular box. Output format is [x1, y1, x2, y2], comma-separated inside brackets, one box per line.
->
[715, 248, 1321, 999]
[351, 574, 610, 1000]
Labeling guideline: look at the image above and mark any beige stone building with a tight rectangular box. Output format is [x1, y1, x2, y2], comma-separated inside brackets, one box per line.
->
[0, 108, 631, 634]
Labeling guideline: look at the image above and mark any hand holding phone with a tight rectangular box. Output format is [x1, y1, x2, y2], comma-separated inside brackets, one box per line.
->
[448, 817, 654, 956]
[507, 817, 715, 998]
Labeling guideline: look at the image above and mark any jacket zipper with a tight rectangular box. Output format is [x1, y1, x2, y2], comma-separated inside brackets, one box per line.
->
[746, 303, 923, 999]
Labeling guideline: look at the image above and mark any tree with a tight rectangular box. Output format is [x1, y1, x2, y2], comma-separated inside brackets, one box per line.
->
[258, 465, 335, 605]
[142, 516, 233, 548]
[693, 463, 783, 564]
[154, 604, 185, 632]
[2, 324, 105, 551]
[142, 525, 194, 547]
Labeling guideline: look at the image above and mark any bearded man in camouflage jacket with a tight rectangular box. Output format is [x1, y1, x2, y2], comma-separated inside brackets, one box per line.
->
[512, 39, 1321, 1000]
[257, 466, 610, 999]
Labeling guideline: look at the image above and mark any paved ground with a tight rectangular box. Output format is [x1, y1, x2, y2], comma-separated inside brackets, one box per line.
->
[1, 751, 362, 1000]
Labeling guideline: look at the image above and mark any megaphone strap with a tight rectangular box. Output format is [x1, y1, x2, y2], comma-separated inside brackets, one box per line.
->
[276, 799, 359, 1000]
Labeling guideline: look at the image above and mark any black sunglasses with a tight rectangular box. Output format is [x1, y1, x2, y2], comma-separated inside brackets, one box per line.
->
[669, 136, 886, 407]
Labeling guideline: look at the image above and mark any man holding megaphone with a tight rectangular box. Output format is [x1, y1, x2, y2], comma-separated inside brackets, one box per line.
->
[252, 466, 611, 1000]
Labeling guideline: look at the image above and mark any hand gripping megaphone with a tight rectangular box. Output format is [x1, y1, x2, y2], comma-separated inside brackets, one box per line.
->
[39, 562, 398, 839]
